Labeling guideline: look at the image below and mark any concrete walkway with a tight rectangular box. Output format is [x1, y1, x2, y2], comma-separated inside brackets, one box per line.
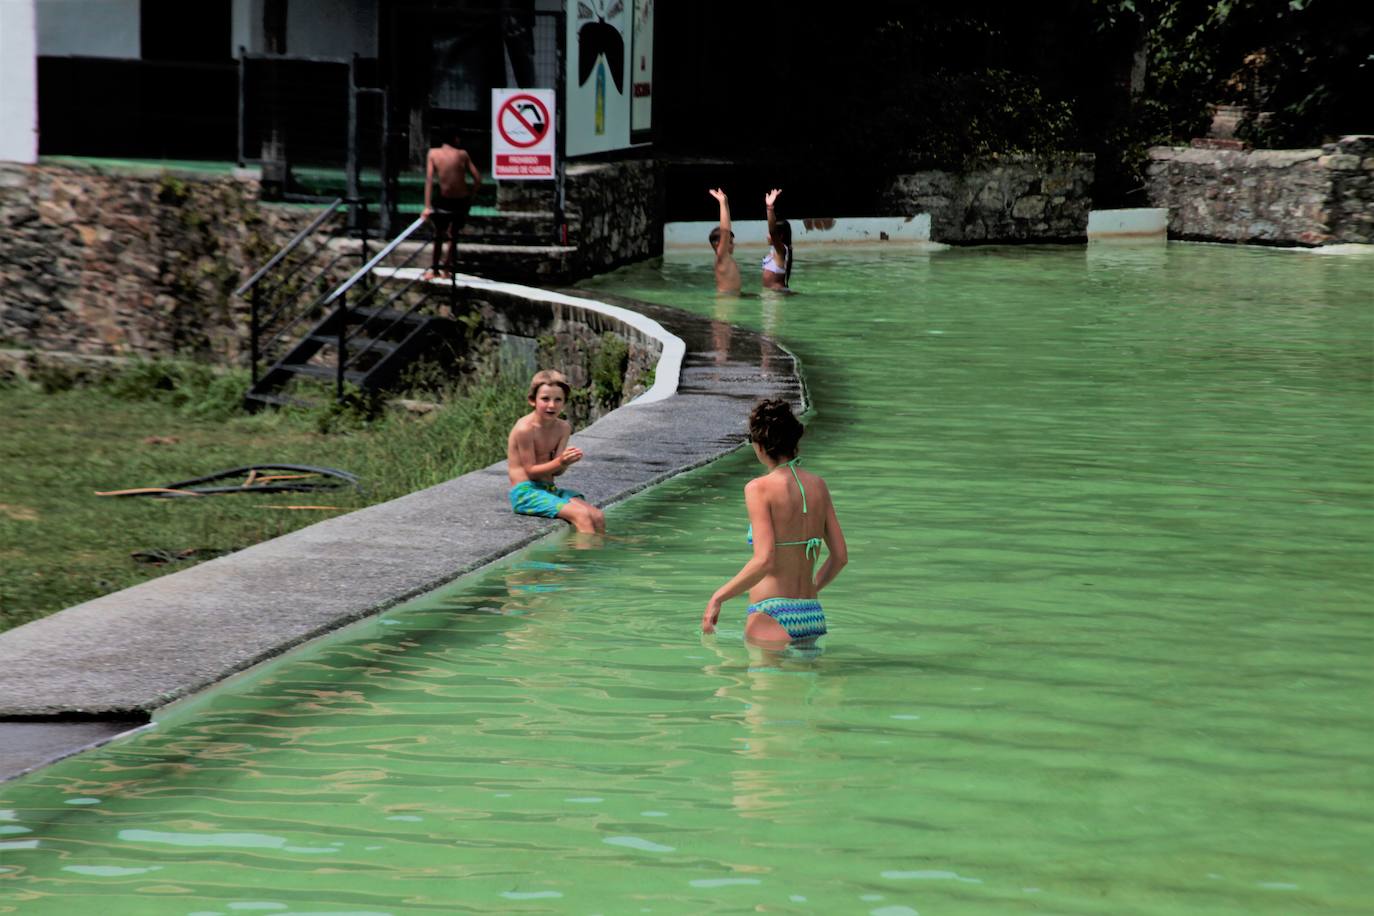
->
[0, 287, 804, 782]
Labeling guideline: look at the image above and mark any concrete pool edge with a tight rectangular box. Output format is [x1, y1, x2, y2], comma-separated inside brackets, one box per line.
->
[0, 282, 805, 782]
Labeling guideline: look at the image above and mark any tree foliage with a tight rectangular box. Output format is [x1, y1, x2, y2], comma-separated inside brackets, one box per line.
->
[657, 1, 1371, 211]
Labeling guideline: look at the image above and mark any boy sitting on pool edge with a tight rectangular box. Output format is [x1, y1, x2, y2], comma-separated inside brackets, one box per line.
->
[506, 369, 605, 534]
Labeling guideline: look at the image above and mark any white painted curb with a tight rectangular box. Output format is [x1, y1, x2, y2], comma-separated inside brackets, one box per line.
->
[376, 269, 685, 405]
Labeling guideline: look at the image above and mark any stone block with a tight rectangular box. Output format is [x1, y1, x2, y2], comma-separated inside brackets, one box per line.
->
[1319, 154, 1362, 171]
[35, 200, 74, 225]
[1012, 195, 1048, 219]
[1338, 135, 1374, 156]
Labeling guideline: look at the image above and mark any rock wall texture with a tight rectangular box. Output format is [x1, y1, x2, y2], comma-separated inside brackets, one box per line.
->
[0, 164, 307, 360]
[497, 158, 664, 277]
[0, 162, 660, 416]
[1145, 136, 1374, 246]
[565, 159, 664, 275]
[0, 158, 665, 362]
[463, 286, 660, 424]
[882, 153, 1095, 243]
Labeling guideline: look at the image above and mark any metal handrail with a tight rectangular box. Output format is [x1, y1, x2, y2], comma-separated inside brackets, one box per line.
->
[234, 197, 344, 296]
[341, 249, 436, 370]
[258, 246, 353, 331]
[320, 216, 426, 308]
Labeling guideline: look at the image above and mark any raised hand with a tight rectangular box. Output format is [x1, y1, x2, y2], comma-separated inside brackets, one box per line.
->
[708, 188, 727, 203]
[764, 188, 782, 208]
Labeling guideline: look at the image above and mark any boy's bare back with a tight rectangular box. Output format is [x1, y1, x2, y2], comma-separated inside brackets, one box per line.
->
[507, 413, 571, 485]
[428, 145, 477, 199]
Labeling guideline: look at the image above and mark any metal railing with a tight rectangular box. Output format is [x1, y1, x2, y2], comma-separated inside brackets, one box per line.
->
[237, 197, 372, 388]
[316, 216, 465, 401]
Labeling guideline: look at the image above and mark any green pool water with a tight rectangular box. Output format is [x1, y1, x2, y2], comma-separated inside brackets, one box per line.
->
[2, 243, 1371, 914]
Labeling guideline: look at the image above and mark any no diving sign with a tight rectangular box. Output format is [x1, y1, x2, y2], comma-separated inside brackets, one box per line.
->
[492, 88, 556, 180]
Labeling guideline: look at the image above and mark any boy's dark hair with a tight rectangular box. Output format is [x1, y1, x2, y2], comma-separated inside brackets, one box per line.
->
[748, 398, 803, 459]
[708, 226, 734, 249]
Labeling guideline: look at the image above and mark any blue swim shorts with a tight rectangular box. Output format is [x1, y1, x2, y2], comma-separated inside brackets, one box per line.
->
[509, 480, 583, 519]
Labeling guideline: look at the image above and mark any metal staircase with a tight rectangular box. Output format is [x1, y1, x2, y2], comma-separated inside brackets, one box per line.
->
[240, 212, 474, 407]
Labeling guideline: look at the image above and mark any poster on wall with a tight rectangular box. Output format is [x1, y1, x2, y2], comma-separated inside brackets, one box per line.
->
[491, 88, 556, 180]
[565, 0, 632, 156]
[630, 0, 653, 143]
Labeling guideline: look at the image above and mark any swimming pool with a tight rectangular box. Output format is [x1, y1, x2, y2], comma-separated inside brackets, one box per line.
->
[1, 243, 1370, 914]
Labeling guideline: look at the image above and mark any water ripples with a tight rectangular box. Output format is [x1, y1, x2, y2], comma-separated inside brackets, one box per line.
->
[1, 245, 1370, 914]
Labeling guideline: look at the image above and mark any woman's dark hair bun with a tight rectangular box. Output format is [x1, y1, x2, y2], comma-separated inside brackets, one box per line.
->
[748, 398, 803, 459]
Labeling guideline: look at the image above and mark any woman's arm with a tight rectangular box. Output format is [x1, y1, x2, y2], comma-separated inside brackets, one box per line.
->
[814, 484, 848, 592]
[764, 188, 785, 262]
[702, 481, 775, 633]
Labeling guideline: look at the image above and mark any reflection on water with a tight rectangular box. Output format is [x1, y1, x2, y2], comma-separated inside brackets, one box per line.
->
[1, 244, 1371, 914]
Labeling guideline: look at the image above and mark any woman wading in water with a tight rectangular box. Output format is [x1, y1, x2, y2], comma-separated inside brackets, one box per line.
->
[702, 400, 847, 646]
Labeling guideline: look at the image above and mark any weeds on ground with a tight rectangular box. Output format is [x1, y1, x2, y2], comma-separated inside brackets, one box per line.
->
[0, 359, 528, 632]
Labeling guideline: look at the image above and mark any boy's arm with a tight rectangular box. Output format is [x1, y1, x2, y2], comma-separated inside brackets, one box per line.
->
[512, 422, 581, 479]
[550, 423, 572, 476]
[423, 151, 435, 219]
[465, 152, 483, 192]
[708, 188, 733, 260]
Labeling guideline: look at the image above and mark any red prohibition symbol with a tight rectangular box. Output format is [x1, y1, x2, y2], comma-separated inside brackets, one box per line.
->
[497, 95, 551, 149]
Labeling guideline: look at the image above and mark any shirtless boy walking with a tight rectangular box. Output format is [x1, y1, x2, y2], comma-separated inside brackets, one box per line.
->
[423, 129, 483, 280]
[507, 370, 605, 534]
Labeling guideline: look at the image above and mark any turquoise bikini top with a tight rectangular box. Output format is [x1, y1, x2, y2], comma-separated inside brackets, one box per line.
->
[746, 457, 824, 569]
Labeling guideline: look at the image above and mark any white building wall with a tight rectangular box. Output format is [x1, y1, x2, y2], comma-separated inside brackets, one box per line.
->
[36, 0, 139, 58]
[1, 0, 39, 163]
[231, 0, 260, 56]
[230, 0, 376, 59]
[288, 0, 377, 59]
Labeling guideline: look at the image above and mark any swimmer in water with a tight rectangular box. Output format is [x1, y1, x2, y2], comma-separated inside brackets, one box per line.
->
[702, 399, 847, 646]
[708, 188, 741, 294]
[761, 188, 792, 291]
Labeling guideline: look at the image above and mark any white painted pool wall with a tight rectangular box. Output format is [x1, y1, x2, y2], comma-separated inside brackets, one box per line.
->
[664, 215, 932, 248]
[667, 210, 1170, 248]
[1087, 208, 1168, 241]
[0, 0, 38, 164]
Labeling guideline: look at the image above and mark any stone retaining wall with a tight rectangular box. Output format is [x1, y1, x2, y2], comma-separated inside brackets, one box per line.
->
[0, 159, 666, 362]
[0, 164, 302, 361]
[464, 285, 659, 423]
[882, 152, 1095, 243]
[496, 158, 664, 274]
[565, 159, 664, 275]
[1144, 135, 1374, 246]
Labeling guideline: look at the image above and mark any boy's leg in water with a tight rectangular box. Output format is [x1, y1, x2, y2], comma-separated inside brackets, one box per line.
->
[557, 498, 604, 534]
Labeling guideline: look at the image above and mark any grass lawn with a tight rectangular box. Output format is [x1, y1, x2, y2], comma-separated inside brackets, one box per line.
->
[0, 365, 527, 632]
